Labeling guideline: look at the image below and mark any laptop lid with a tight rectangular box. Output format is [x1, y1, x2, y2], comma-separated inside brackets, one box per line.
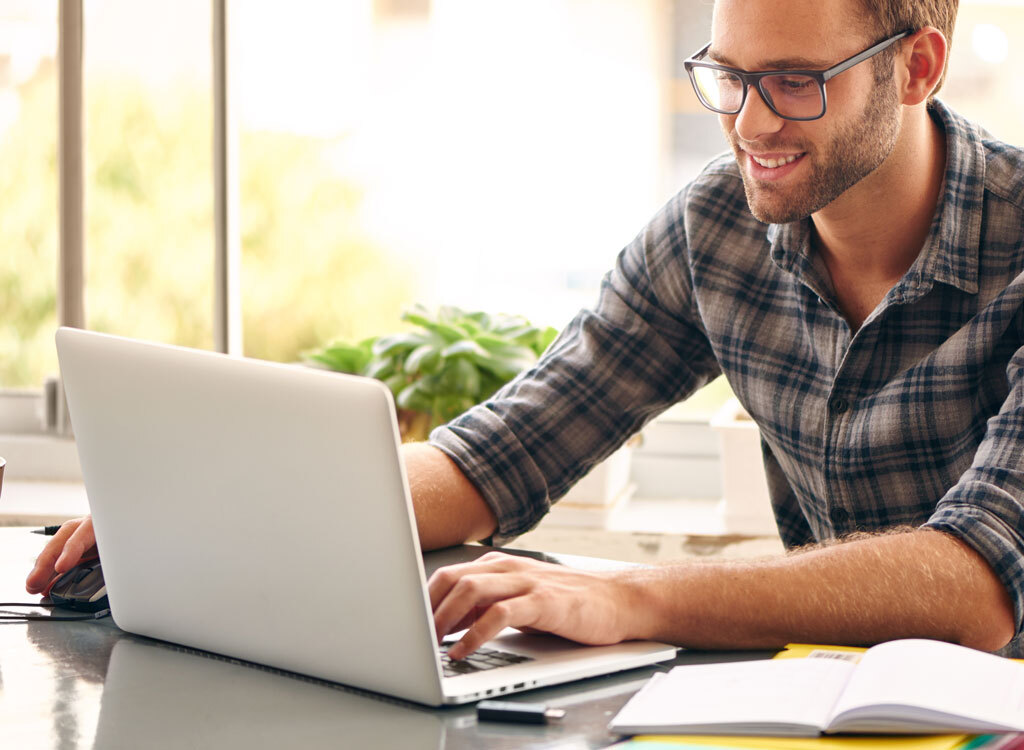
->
[57, 327, 448, 705]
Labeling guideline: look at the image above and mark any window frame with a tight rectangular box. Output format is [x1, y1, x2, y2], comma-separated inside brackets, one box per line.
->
[5, 0, 727, 498]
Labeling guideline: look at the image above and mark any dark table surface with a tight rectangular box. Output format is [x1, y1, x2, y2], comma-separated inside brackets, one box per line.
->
[0, 527, 774, 750]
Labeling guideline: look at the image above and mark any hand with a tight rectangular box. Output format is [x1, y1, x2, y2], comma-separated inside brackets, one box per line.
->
[25, 516, 98, 595]
[428, 551, 640, 660]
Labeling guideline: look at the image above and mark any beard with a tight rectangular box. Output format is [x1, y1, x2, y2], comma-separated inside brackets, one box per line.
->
[729, 78, 901, 225]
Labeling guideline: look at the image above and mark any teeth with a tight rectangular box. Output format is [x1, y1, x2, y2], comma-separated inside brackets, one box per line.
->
[751, 153, 801, 168]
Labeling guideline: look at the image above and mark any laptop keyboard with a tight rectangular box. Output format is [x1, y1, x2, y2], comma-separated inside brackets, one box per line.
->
[440, 644, 534, 678]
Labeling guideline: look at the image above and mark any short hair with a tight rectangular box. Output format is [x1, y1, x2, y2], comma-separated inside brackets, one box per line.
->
[855, 0, 959, 94]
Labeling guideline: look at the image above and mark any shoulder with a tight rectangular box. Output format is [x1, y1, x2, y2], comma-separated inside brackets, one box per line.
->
[938, 101, 1024, 211]
[981, 136, 1024, 211]
[645, 152, 762, 251]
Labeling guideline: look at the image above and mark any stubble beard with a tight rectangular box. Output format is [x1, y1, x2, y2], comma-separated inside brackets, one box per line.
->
[731, 79, 902, 225]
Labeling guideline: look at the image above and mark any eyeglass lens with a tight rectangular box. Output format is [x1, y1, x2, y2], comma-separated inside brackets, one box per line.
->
[691, 67, 824, 119]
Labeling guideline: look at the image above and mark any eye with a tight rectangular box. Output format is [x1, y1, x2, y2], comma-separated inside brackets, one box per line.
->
[773, 76, 816, 95]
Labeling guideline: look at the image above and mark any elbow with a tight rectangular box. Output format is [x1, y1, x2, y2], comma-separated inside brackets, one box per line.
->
[958, 589, 1017, 653]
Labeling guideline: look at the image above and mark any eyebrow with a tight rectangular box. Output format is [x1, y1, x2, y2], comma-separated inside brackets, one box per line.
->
[706, 47, 831, 71]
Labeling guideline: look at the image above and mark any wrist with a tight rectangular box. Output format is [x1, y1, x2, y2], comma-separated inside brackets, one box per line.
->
[608, 567, 664, 642]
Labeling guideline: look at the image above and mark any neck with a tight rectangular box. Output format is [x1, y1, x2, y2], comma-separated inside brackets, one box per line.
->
[812, 106, 947, 284]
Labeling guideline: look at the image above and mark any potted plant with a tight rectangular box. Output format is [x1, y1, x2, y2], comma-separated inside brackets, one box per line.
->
[305, 305, 558, 442]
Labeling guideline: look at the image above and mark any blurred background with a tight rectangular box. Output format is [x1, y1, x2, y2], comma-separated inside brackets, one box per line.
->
[2, 0, 1022, 404]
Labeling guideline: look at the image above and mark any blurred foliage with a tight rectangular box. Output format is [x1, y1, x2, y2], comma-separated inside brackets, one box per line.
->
[1, 65, 412, 388]
[307, 304, 559, 441]
[0, 62, 59, 387]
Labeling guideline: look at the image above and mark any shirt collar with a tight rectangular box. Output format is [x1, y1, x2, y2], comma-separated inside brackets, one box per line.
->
[766, 100, 985, 301]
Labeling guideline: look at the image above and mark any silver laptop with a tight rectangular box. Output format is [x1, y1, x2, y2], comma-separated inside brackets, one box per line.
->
[56, 327, 677, 706]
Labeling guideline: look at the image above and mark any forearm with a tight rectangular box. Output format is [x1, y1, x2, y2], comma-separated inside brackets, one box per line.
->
[403, 442, 497, 550]
[621, 528, 1016, 652]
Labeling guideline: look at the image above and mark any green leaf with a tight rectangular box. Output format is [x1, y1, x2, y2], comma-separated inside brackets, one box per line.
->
[436, 304, 466, 323]
[303, 342, 372, 373]
[373, 331, 428, 358]
[481, 342, 537, 368]
[403, 342, 442, 375]
[440, 339, 491, 360]
[401, 312, 465, 343]
[534, 326, 559, 355]
[438, 357, 481, 397]
[479, 373, 508, 399]
[472, 333, 513, 351]
[364, 358, 397, 381]
[382, 373, 408, 398]
[490, 315, 532, 335]
[473, 357, 525, 383]
[396, 381, 433, 412]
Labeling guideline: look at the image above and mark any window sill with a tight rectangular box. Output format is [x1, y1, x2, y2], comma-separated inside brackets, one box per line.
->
[0, 479, 89, 526]
[0, 433, 82, 481]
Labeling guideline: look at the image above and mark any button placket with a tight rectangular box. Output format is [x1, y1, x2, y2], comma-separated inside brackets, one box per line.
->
[828, 506, 849, 527]
[828, 397, 849, 415]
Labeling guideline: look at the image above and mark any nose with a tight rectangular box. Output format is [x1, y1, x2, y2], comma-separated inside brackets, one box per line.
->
[731, 84, 785, 142]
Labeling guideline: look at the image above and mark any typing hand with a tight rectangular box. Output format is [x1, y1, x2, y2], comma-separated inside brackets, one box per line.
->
[428, 551, 637, 660]
[25, 516, 98, 595]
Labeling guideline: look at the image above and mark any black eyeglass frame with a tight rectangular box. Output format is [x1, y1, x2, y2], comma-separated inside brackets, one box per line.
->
[683, 29, 913, 121]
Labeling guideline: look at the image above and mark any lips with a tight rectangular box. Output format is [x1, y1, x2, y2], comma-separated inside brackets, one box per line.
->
[741, 149, 807, 183]
[747, 152, 805, 169]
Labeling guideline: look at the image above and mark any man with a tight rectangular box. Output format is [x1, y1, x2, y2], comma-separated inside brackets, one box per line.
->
[28, 0, 1024, 659]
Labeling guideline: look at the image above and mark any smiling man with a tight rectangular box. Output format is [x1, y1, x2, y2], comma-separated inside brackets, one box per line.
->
[29, 0, 1024, 660]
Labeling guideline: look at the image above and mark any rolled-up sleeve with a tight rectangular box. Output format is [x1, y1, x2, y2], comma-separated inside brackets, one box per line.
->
[430, 188, 723, 543]
[925, 345, 1024, 644]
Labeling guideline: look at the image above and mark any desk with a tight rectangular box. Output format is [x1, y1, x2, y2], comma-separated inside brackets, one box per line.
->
[0, 527, 773, 749]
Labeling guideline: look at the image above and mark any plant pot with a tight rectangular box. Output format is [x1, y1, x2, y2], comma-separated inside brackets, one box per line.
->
[397, 409, 433, 443]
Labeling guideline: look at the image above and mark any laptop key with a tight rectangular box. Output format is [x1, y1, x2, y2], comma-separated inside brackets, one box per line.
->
[440, 644, 535, 678]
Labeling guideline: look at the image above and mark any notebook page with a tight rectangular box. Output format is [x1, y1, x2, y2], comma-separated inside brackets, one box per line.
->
[828, 639, 1024, 732]
[611, 657, 855, 735]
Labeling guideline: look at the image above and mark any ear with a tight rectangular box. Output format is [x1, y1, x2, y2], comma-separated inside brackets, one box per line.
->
[897, 27, 948, 106]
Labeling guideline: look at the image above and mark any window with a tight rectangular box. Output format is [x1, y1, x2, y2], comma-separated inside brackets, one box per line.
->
[0, 1, 58, 391]
[82, 0, 215, 349]
[233, 0, 684, 364]
[6, 0, 1024, 488]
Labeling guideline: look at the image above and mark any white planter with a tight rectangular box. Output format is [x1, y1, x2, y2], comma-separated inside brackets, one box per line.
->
[543, 446, 635, 529]
[560, 445, 634, 506]
[710, 399, 777, 536]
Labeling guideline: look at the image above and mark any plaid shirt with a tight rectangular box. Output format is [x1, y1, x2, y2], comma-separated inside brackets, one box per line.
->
[430, 101, 1024, 653]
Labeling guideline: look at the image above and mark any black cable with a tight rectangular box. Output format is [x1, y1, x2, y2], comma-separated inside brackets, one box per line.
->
[0, 603, 111, 622]
[0, 613, 110, 621]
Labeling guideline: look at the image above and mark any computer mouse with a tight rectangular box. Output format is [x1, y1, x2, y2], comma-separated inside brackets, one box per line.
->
[48, 558, 109, 613]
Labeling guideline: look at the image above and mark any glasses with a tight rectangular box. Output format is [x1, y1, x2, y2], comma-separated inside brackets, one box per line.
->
[683, 30, 912, 121]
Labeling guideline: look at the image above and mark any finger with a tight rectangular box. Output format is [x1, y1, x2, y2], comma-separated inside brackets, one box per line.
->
[433, 572, 532, 642]
[447, 596, 540, 660]
[427, 554, 534, 610]
[55, 517, 97, 573]
[25, 518, 86, 594]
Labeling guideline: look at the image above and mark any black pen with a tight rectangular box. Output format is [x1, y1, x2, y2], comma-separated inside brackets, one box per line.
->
[31, 525, 63, 536]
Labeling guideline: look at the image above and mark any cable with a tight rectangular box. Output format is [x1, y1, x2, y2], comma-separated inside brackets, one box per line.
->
[0, 603, 111, 622]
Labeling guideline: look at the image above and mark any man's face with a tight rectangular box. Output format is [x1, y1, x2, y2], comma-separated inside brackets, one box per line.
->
[710, 0, 902, 224]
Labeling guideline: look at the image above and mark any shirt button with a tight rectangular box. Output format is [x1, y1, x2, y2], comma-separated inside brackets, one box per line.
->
[829, 507, 849, 526]
[829, 397, 849, 415]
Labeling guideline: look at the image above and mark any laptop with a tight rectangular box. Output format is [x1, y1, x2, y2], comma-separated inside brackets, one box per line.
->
[56, 327, 677, 706]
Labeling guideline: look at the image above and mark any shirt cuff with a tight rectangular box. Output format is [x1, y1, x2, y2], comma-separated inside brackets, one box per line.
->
[925, 486, 1024, 641]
